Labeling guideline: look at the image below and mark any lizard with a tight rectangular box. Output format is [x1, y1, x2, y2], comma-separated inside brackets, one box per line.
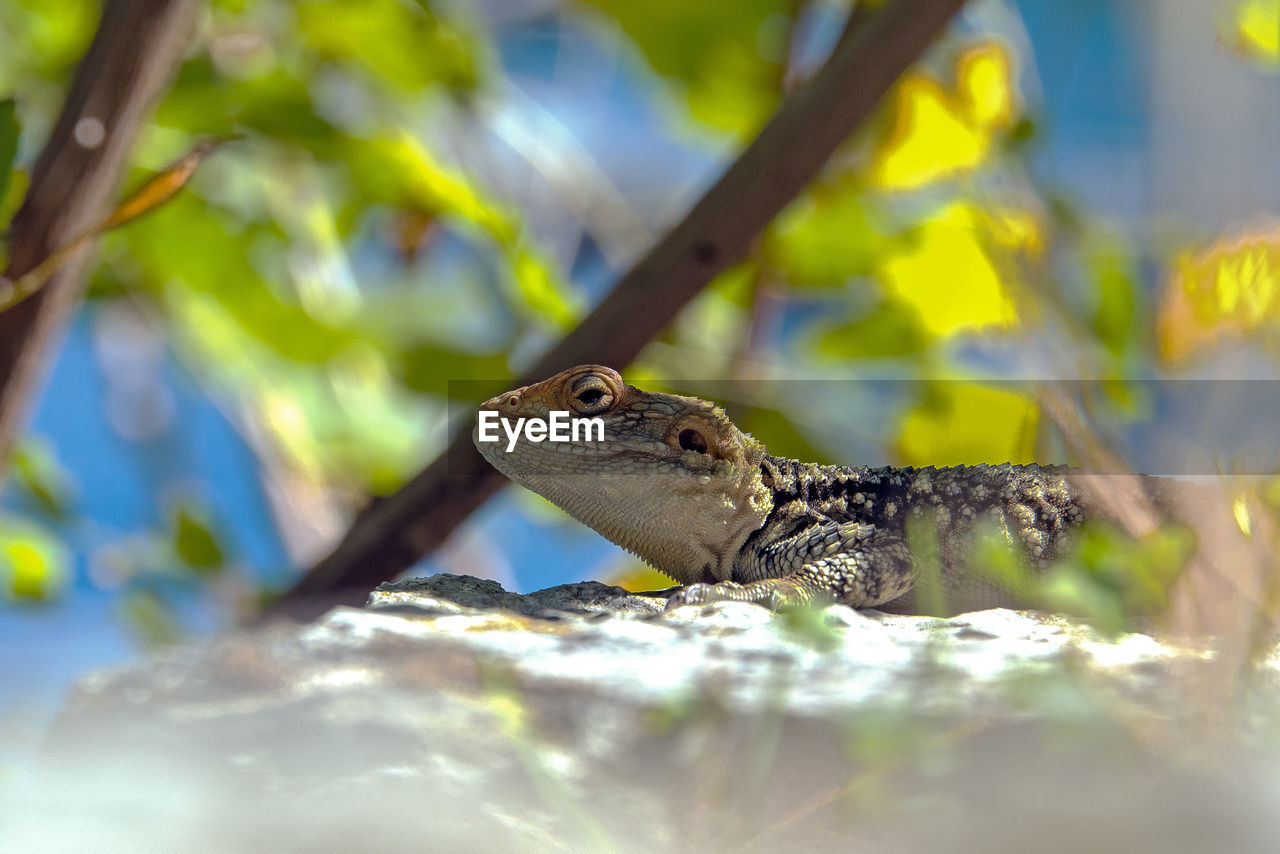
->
[472, 364, 1183, 615]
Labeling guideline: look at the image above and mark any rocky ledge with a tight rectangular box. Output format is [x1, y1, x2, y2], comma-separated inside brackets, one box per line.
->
[10, 573, 1280, 852]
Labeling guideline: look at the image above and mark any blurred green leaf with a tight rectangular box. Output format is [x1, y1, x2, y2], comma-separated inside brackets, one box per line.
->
[350, 134, 579, 328]
[396, 344, 510, 395]
[1041, 522, 1192, 633]
[766, 187, 890, 289]
[0, 164, 27, 230]
[123, 196, 368, 363]
[904, 509, 948, 616]
[0, 0, 97, 87]
[82, 0, 578, 506]
[0, 516, 70, 603]
[162, 63, 340, 145]
[1088, 241, 1139, 359]
[297, 0, 480, 93]
[737, 406, 828, 464]
[118, 589, 180, 646]
[664, 264, 756, 376]
[815, 301, 930, 360]
[975, 519, 1193, 634]
[779, 602, 842, 652]
[971, 519, 1037, 602]
[171, 506, 226, 575]
[8, 436, 76, 520]
[0, 98, 18, 211]
[578, 0, 789, 135]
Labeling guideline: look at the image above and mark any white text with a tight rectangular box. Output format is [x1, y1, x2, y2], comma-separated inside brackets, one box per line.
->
[476, 410, 605, 452]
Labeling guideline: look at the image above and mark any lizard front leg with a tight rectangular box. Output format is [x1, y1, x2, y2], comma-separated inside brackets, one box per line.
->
[665, 522, 916, 611]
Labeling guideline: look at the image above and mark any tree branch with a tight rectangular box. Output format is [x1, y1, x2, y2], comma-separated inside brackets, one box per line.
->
[0, 0, 200, 465]
[269, 0, 970, 618]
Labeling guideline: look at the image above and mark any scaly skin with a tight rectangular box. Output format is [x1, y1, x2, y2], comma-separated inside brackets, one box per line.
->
[473, 365, 1108, 614]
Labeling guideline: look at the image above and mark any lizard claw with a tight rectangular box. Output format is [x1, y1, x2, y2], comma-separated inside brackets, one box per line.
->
[664, 581, 744, 610]
[665, 580, 821, 611]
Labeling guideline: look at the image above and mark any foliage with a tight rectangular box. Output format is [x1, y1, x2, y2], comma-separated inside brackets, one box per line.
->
[970, 518, 1193, 634]
[577, 0, 789, 136]
[0, 98, 18, 206]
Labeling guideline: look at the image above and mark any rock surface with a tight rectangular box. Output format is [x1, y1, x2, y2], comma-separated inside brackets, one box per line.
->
[11, 573, 1280, 852]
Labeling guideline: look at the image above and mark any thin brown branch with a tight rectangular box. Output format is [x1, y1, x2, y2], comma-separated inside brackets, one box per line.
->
[0, 0, 201, 465]
[269, 0, 971, 619]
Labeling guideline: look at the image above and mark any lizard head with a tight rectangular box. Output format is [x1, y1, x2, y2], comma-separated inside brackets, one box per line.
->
[473, 365, 772, 583]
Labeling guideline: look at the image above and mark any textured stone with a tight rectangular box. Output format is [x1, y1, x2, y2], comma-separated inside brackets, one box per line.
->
[9, 573, 1280, 852]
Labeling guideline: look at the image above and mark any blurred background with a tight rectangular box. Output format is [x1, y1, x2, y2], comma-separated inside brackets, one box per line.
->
[3, 0, 1280, 765]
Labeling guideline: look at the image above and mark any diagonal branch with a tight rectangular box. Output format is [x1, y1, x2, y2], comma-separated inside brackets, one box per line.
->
[270, 0, 970, 618]
[0, 0, 201, 465]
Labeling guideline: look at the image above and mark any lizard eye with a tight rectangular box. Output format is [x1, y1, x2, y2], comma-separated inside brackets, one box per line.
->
[678, 429, 708, 454]
[569, 376, 613, 415]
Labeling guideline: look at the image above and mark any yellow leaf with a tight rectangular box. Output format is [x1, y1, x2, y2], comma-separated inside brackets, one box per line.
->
[1157, 223, 1280, 364]
[604, 561, 674, 593]
[101, 137, 236, 230]
[870, 41, 1017, 191]
[957, 42, 1016, 130]
[870, 78, 986, 191]
[897, 383, 1039, 468]
[1225, 0, 1280, 64]
[0, 519, 70, 602]
[1232, 496, 1253, 537]
[878, 203, 1019, 338]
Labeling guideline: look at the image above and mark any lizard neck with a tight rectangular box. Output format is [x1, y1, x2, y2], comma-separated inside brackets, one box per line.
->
[523, 451, 775, 585]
